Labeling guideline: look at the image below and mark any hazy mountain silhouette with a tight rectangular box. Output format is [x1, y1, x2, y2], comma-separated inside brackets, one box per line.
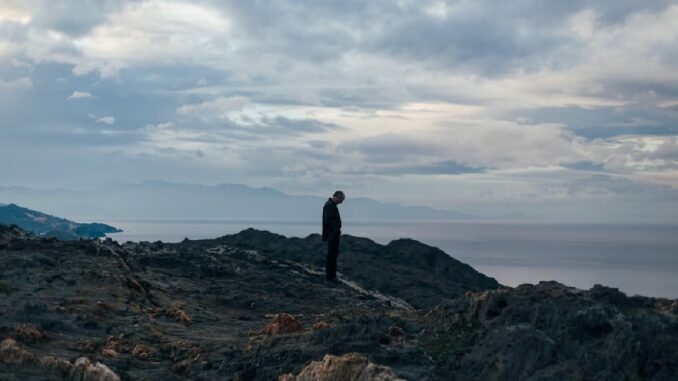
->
[0, 181, 476, 221]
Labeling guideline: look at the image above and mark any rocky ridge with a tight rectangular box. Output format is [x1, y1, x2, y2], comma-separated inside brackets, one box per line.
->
[0, 224, 676, 380]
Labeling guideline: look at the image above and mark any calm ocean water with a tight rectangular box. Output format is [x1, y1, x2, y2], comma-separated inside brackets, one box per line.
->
[101, 219, 678, 299]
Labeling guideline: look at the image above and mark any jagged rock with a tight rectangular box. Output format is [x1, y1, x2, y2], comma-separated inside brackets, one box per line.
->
[78, 339, 96, 353]
[457, 324, 559, 380]
[313, 322, 330, 330]
[280, 353, 405, 381]
[213, 229, 500, 309]
[173, 359, 192, 376]
[465, 288, 510, 323]
[40, 355, 73, 373]
[147, 306, 193, 325]
[0, 338, 35, 365]
[655, 299, 678, 314]
[99, 335, 124, 358]
[424, 281, 678, 380]
[69, 357, 120, 381]
[0, 224, 34, 242]
[13, 323, 47, 343]
[262, 313, 303, 335]
[170, 306, 192, 326]
[388, 325, 404, 337]
[101, 348, 119, 358]
[132, 343, 152, 359]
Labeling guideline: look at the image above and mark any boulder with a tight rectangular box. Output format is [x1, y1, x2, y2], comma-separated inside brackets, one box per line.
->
[313, 322, 330, 331]
[170, 306, 192, 326]
[280, 353, 405, 381]
[262, 313, 303, 335]
[40, 355, 72, 374]
[69, 357, 120, 381]
[0, 338, 35, 365]
[131, 344, 152, 359]
[14, 323, 46, 343]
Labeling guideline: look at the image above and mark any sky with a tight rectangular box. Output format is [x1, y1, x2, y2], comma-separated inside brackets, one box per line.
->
[1, 0, 678, 222]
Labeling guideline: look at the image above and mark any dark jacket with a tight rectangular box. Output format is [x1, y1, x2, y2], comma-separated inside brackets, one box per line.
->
[322, 198, 341, 241]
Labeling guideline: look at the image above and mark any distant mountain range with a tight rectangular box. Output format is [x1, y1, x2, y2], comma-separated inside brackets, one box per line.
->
[0, 203, 121, 239]
[0, 181, 478, 221]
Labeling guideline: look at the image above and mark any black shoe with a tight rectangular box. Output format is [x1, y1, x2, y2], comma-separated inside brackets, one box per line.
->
[325, 277, 341, 285]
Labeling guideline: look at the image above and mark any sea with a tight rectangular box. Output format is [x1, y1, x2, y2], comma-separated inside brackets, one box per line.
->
[101, 219, 678, 299]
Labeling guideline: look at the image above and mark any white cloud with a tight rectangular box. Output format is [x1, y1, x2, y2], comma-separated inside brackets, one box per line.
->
[0, 3, 31, 24]
[67, 90, 92, 99]
[176, 96, 251, 119]
[96, 116, 115, 125]
[71, 0, 231, 77]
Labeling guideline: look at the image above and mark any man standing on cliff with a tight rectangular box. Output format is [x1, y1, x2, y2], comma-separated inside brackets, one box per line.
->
[322, 191, 345, 282]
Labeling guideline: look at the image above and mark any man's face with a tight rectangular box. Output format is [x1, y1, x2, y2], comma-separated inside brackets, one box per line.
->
[334, 196, 345, 204]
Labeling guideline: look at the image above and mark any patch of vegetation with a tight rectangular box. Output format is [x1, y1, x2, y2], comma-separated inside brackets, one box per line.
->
[0, 280, 12, 295]
[423, 320, 486, 370]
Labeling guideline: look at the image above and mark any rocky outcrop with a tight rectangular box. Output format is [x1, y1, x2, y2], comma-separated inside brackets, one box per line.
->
[207, 228, 500, 308]
[0, 223, 34, 245]
[0, 226, 676, 380]
[1, 338, 72, 377]
[423, 281, 678, 380]
[262, 313, 303, 335]
[0, 338, 36, 365]
[279, 353, 405, 381]
[69, 357, 120, 381]
[13, 323, 47, 343]
[0, 203, 121, 239]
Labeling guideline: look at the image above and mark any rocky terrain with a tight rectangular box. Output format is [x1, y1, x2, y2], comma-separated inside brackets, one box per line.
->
[0, 204, 121, 240]
[0, 224, 676, 380]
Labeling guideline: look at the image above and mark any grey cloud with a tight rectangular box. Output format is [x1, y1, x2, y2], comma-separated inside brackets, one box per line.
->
[653, 141, 678, 162]
[510, 104, 678, 139]
[199, 117, 339, 138]
[335, 135, 492, 176]
[368, 9, 569, 76]
[488, 168, 675, 199]
[0, 62, 181, 148]
[1, 0, 678, 217]
[377, 160, 488, 176]
[561, 161, 605, 172]
[29, 0, 132, 36]
[7, 0, 677, 111]
[215, 0, 676, 76]
[339, 133, 445, 160]
[214, 0, 371, 62]
[0, 18, 29, 44]
[572, 174, 674, 196]
[599, 78, 678, 105]
[262, 116, 341, 134]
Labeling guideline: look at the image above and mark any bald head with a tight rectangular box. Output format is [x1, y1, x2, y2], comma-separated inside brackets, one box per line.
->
[332, 190, 345, 204]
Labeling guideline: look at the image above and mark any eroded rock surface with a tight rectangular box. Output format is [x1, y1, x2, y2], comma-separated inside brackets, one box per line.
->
[423, 281, 678, 380]
[262, 313, 303, 335]
[280, 353, 405, 381]
[69, 357, 120, 381]
[0, 224, 676, 380]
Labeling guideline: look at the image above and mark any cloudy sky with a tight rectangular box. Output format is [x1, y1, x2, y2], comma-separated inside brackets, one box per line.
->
[1, 0, 677, 222]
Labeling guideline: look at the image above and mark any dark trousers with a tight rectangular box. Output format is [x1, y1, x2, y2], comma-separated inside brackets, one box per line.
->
[326, 235, 340, 280]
